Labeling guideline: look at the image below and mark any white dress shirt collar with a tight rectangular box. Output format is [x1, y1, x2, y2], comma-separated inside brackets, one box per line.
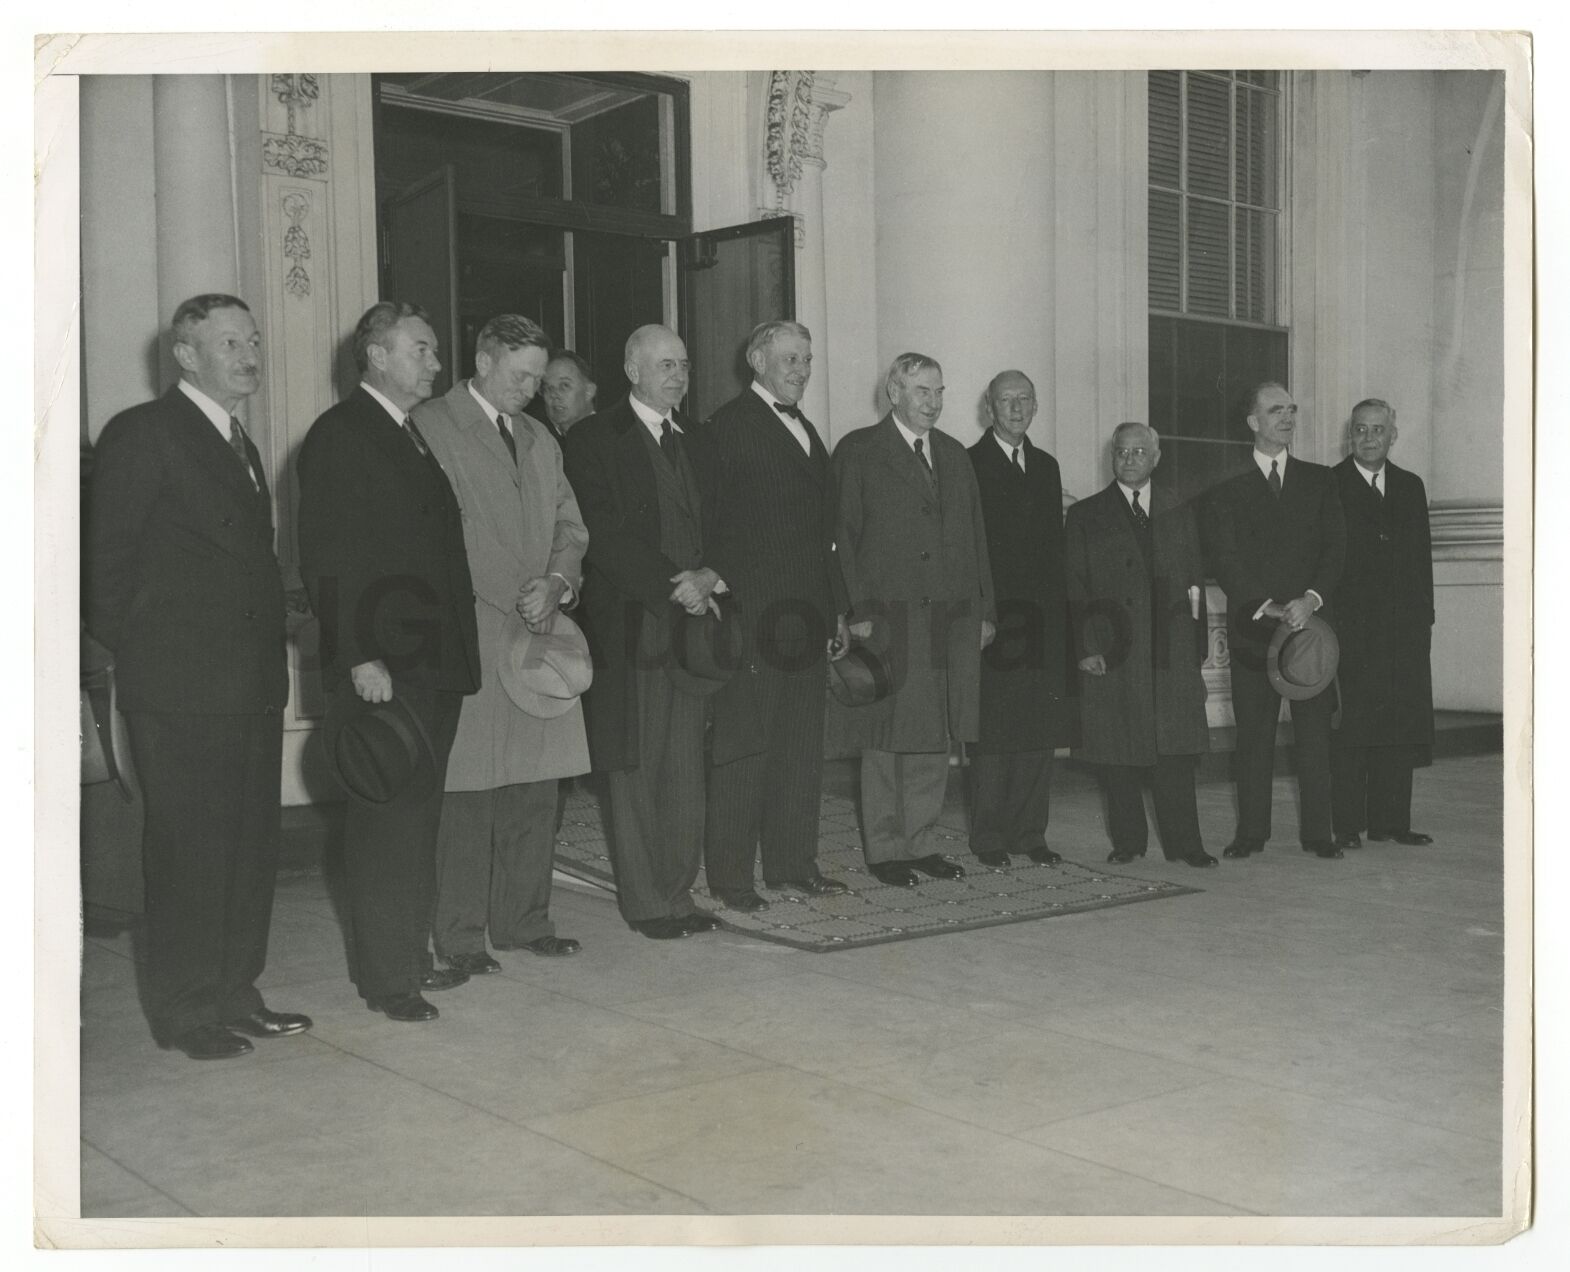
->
[360, 381, 413, 427]
[468, 380, 508, 428]
[751, 380, 812, 453]
[628, 392, 681, 442]
[993, 429, 1026, 470]
[891, 413, 929, 451]
[1253, 447, 1288, 484]
[1116, 480, 1152, 511]
[1353, 460, 1386, 489]
[177, 379, 234, 436]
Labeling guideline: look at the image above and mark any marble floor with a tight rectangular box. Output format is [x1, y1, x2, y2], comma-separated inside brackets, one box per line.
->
[74, 754, 1508, 1224]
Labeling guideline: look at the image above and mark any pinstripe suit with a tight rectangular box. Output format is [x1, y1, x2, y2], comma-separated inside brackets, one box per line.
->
[696, 384, 848, 894]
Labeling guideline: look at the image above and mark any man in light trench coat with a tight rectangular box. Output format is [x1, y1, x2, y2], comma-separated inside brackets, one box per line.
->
[415, 313, 591, 972]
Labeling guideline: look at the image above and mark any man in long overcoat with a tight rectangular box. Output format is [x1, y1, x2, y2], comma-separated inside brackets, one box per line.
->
[560, 324, 725, 940]
[831, 352, 996, 888]
[1066, 423, 1216, 867]
[1329, 398, 1436, 849]
[697, 320, 851, 910]
[415, 314, 590, 973]
[966, 370, 1072, 868]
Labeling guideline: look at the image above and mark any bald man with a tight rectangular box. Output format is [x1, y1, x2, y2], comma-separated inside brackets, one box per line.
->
[560, 325, 724, 940]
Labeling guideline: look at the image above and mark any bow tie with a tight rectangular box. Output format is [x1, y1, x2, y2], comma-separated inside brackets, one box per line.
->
[774, 401, 807, 423]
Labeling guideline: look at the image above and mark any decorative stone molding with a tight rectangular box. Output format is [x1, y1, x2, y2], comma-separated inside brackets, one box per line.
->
[765, 70, 814, 198]
[263, 132, 329, 178]
[1430, 499, 1504, 562]
[263, 73, 329, 179]
[281, 191, 312, 298]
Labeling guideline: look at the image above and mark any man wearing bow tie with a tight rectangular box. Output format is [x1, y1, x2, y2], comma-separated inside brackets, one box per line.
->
[696, 321, 851, 912]
[86, 294, 308, 1060]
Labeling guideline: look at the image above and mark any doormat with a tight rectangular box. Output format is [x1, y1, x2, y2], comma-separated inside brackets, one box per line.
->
[553, 785, 1202, 953]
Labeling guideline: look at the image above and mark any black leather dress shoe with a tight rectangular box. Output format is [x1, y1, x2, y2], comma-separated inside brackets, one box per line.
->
[370, 993, 438, 1022]
[1181, 851, 1219, 868]
[1026, 847, 1064, 865]
[975, 850, 1012, 868]
[1367, 830, 1434, 845]
[679, 912, 723, 934]
[766, 872, 850, 896]
[911, 854, 966, 880]
[713, 888, 770, 913]
[630, 916, 691, 940]
[518, 936, 581, 956]
[420, 967, 471, 992]
[443, 952, 502, 976]
[868, 861, 920, 888]
[1107, 849, 1144, 864]
[1333, 832, 1363, 851]
[1302, 841, 1345, 859]
[169, 1024, 253, 1060]
[1223, 840, 1263, 859]
[223, 1008, 313, 1038]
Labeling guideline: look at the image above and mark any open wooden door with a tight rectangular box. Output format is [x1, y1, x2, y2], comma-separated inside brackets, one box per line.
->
[384, 165, 460, 399]
[678, 217, 795, 422]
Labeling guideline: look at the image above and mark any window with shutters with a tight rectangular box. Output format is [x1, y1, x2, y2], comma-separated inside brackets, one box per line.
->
[1148, 70, 1288, 504]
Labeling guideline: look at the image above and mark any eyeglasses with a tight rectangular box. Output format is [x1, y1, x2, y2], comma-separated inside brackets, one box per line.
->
[1113, 447, 1150, 461]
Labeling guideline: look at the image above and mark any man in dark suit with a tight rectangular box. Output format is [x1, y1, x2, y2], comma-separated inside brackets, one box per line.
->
[1206, 382, 1347, 860]
[966, 370, 1071, 869]
[539, 349, 598, 441]
[561, 324, 725, 940]
[297, 301, 481, 1021]
[698, 320, 851, 911]
[85, 293, 309, 1060]
[1067, 423, 1216, 868]
[831, 353, 996, 888]
[1330, 399, 1436, 850]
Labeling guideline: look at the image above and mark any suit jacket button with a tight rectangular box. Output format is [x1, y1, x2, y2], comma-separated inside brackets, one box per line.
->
[921, 597, 932, 607]
[920, 551, 931, 561]
[243, 608, 257, 620]
[221, 516, 234, 528]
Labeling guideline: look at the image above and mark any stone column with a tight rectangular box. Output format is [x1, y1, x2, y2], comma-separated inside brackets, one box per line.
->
[152, 76, 240, 387]
[760, 71, 847, 438]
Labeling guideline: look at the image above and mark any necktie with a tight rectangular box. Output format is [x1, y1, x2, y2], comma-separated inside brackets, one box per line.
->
[1372, 470, 1383, 499]
[496, 413, 517, 465]
[402, 415, 430, 457]
[228, 416, 258, 489]
[1131, 488, 1150, 529]
[659, 418, 677, 461]
[774, 401, 807, 423]
[1267, 459, 1281, 498]
[1012, 445, 1025, 475]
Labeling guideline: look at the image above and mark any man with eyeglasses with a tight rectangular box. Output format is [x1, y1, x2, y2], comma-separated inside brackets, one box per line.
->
[561, 324, 726, 939]
[1206, 382, 1347, 861]
[1065, 422, 1216, 868]
[965, 370, 1072, 870]
[1328, 399, 1436, 851]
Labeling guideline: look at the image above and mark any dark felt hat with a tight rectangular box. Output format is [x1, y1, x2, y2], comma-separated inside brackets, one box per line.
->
[1266, 614, 1341, 701]
[828, 643, 896, 708]
[668, 597, 747, 697]
[321, 691, 439, 807]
